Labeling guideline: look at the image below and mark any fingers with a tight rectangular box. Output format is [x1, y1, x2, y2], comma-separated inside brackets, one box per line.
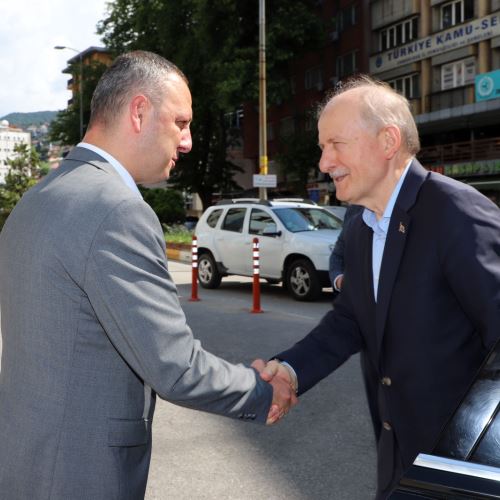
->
[251, 358, 266, 372]
[266, 404, 281, 425]
[266, 374, 298, 425]
[259, 359, 281, 382]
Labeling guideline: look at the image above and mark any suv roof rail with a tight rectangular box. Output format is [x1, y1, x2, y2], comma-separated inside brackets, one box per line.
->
[216, 198, 272, 206]
[271, 197, 318, 205]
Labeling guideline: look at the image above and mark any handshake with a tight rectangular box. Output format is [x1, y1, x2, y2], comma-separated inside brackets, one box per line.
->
[251, 359, 299, 425]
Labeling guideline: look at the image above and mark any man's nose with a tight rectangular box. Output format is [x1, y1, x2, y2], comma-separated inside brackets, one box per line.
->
[179, 128, 192, 154]
[319, 148, 335, 173]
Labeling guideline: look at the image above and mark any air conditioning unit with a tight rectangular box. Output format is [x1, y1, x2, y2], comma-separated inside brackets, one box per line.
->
[330, 31, 339, 41]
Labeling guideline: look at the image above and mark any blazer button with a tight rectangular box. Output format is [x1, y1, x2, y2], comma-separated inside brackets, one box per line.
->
[383, 421, 392, 431]
[381, 377, 392, 386]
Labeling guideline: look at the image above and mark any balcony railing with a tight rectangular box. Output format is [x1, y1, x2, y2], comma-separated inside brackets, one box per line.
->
[418, 137, 500, 166]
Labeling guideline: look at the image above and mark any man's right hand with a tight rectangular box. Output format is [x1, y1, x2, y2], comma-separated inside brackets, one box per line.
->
[252, 359, 298, 425]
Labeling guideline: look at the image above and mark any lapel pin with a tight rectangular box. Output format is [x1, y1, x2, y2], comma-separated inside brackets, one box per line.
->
[399, 222, 406, 234]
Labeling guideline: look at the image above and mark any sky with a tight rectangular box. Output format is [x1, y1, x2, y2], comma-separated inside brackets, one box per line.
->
[0, 0, 110, 118]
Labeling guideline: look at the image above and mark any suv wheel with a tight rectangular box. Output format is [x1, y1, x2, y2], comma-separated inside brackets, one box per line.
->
[286, 258, 321, 301]
[198, 252, 222, 289]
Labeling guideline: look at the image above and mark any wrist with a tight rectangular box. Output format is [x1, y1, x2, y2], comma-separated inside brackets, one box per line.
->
[274, 360, 298, 394]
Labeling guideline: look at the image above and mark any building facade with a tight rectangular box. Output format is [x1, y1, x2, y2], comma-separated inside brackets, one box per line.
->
[62, 46, 112, 108]
[0, 120, 31, 184]
[370, 0, 500, 198]
[238, 0, 500, 203]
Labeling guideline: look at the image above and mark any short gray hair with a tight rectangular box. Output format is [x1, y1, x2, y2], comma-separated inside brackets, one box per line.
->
[89, 50, 187, 127]
[319, 75, 420, 155]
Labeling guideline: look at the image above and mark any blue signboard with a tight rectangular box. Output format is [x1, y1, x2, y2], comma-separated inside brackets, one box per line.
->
[475, 70, 500, 102]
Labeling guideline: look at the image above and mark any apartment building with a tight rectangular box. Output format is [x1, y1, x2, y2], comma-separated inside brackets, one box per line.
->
[0, 120, 31, 184]
[370, 0, 500, 196]
[237, 1, 500, 201]
[62, 46, 112, 108]
[240, 0, 370, 200]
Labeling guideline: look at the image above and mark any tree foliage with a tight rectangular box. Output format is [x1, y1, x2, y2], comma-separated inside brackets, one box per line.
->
[97, 0, 323, 208]
[139, 186, 186, 225]
[276, 127, 321, 198]
[0, 144, 42, 229]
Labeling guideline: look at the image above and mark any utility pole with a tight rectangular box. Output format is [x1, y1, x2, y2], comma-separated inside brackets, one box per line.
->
[258, 0, 268, 200]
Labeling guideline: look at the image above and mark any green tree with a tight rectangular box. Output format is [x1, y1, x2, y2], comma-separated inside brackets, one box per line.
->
[49, 60, 110, 145]
[139, 187, 186, 225]
[276, 126, 320, 198]
[0, 144, 41, 228]
[97, 0, 323, 208]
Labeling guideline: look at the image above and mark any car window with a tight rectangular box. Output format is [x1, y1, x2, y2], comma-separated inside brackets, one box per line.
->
[221, 207, 246, 232]
[206, 209, 223, 228]
[273, 207, 342, 232]
[249, 209, 276, 235]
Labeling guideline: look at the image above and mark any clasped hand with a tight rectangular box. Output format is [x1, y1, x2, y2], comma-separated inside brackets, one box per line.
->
[252, 359, 298, 425]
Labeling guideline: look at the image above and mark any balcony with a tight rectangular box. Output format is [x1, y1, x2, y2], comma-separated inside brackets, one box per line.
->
[419, 137, 500, 166]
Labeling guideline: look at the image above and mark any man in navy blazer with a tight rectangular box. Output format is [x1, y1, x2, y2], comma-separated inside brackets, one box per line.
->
[254, 76, 500, 498]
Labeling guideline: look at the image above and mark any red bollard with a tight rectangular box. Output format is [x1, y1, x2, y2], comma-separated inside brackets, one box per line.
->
[251, 237, 263, 313]
[189, 235, 200, 302]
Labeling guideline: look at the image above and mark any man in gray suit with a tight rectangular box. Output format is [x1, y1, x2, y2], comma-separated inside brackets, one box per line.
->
[0, 51, 296, 499]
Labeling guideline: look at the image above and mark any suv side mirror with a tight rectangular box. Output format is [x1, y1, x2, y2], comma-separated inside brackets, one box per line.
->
[262, 223, 281, 237]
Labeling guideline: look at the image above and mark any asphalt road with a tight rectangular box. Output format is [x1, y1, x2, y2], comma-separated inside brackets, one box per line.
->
[145, 262, 377, 500]
[0, 262, 377, 499]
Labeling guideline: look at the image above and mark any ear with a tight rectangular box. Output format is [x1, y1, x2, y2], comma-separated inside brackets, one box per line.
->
[129, 94, 149, 133]
[382, 125, 401, 160]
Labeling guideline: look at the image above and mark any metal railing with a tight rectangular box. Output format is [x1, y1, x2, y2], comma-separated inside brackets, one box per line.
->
[418, 137, 500, 165]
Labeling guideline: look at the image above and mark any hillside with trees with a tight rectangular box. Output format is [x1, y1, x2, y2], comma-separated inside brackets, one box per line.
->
[0, 111, 58, 128]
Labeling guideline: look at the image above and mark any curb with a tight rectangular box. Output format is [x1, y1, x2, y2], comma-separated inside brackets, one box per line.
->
[166, 245, 191, 264]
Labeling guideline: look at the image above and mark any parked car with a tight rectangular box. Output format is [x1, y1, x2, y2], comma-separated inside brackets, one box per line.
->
[323, 205, 347, 221]
[195, 199, 342, 301]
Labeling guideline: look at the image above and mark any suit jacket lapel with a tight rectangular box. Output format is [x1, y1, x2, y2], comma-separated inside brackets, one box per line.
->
[374, 159, 430, 356]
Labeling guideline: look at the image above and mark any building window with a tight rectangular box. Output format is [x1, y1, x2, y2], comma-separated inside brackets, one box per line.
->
[225, 108, 243, 129]
[337, 4, 357, 32]
[441, 0, 474, 30]
[388, 74, 420, 99]
[336, 51, 358, 78]
[380, 17, 419, 51]
[441, 57, 475, 90]
[305, 67, 323, 91]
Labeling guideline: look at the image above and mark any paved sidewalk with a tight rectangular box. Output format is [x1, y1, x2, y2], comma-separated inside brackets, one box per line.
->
[0, 262, 376, 499]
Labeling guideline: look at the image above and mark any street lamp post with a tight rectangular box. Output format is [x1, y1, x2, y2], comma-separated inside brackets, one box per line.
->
[54, 45, 83, 140]
[258, 0, 268, 200]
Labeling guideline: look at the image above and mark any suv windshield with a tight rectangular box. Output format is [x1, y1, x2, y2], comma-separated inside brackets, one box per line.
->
[272, 207, 342, 233]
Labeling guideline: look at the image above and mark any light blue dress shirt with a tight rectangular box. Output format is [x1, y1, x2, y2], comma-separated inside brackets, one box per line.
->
[362, 160, 412, 301]
[77, 142, 143, 199]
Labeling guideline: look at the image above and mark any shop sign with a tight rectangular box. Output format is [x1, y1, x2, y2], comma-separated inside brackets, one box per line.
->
[428, 160, 500, 178]
[370, 12, 500, 74]
[475, 69, 500, 102]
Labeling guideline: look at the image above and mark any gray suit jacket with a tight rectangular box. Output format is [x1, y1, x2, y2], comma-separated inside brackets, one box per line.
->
[0, 147, 272, 499]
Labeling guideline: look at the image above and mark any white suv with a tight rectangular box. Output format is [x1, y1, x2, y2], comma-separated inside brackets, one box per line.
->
[195, 199, 342, 301]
